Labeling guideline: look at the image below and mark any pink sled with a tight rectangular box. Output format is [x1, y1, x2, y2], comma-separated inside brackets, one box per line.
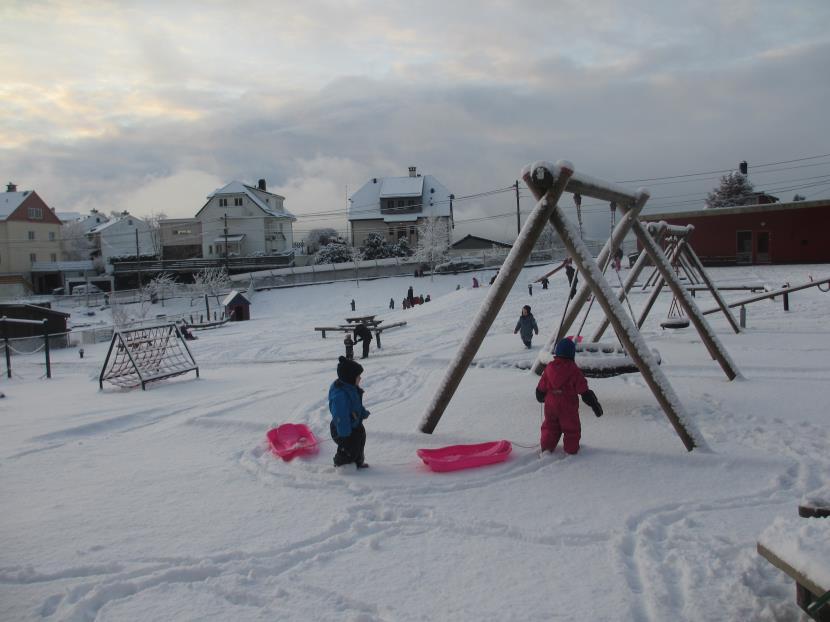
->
[417, 440, 512, 473]
[267, 424, 319, 461]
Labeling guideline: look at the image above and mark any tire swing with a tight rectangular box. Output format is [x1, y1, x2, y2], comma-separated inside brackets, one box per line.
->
[548, 256, 661, 379]
[660, 296, 690, 329]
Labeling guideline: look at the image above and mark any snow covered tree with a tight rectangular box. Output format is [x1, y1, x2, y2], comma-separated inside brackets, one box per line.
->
[193, 266, 230, 304]
[60, 220, 95, 261]
[391, 238, 413, 257]
[315, 242, 353, 264]
[361, 232, 394, 260]
[305, 228, 340, 254]
[414, 215, 450, 277]
[144, 211, 168, 258]
[793, 194, 806, 202]
[705, 172, 756, 209]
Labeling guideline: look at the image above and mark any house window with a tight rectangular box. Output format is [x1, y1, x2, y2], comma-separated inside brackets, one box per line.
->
[49, 231, 56, 241]
[219, 198, 228, 207]
[174, 229, 191, 235]
[28, 231, 35, 240]
[30, 253, 37, 263]
[50, 253, 57, 262]
[128, 219, 133, 225]
[28, 207, 43, 219]
[398, 200, 404, 208]
[234, 197, 243, 206]
[208, 245, 213, 255]
[407, 200, 414, 207]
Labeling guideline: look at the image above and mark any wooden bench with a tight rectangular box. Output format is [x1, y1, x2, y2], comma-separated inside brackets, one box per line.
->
[757, 505, 830, 621]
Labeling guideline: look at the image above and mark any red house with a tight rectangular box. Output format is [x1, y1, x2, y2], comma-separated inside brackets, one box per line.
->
[643, 199, 830, 265]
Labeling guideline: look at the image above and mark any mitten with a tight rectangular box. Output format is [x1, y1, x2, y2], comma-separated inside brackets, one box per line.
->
[535, 389, 546, 403]
[581, 389, 603, 417]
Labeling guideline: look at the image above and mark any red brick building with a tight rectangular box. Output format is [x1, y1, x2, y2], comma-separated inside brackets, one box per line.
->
[643, 199, 830, 265]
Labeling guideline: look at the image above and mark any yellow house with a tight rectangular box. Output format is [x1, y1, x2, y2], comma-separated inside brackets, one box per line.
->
[0, 183, 63, 293]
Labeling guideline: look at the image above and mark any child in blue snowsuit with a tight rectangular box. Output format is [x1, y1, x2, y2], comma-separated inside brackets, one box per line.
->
[514, 305, 539, 349]
[328, 356, 370, 469]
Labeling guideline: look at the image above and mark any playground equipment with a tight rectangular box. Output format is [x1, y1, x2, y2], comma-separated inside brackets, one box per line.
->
[99, 323, 199, 390]
[1, 316, 55, 379]
[420, 160, 737, 451]
[700, 276, 830, 316]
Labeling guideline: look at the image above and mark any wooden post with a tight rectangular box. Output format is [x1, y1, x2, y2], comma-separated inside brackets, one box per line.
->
[636, 238, 682, 329]
[590, 228, 666, 342]
[681, 243, 741, 334]
[628, 218, 739, 381]
[539, 184, 700, 451]
[532, 191, 647, 375]
[42, 319, 51, 379]
[2, 318, 10, 379]
[419, 162, 574, 434]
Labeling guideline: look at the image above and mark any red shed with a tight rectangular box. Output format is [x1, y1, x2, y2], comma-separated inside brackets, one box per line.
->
[644, 199, 830, 265]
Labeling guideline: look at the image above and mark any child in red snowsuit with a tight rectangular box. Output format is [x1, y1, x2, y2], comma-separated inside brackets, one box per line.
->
[535, 338, 603, 454]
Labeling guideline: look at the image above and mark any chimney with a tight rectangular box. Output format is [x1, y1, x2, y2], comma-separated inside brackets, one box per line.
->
[258, 178, 266, 191]
[408, 166, 416, 178]
[6, 182, 17, 192]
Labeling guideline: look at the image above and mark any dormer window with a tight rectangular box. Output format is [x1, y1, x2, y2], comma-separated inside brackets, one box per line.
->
[28, 207, 43, 219]
[219, 198, 228, 207]
[234, 197, 243, 206]
[128, 219, 133, 225]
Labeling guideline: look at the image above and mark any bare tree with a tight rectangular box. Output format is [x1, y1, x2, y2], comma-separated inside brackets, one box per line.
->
[60, 220, 95, 261]
[144, 211, 168, 259]
[193, 266, 230, 305]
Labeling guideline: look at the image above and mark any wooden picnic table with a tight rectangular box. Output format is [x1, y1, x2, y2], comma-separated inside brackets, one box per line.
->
[345, 315, 376, 324]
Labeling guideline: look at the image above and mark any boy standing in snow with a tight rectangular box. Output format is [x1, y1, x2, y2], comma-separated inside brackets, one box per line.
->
[353, 323, 373, 359]
[329, 356, 370, 469]
[535, 338, 603, 454]
[514, 305, 539, 349]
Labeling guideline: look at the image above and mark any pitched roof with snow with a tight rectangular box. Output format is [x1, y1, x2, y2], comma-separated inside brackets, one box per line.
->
[0, 191, 31, 221]
[205, 181, 296, 220]
[348, 174, 452, 222]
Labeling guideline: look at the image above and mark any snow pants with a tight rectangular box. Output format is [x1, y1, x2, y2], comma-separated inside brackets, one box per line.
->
[330, 421, 366, 467]
[522, 337, 533, 349]
[540, 409, 581, 454]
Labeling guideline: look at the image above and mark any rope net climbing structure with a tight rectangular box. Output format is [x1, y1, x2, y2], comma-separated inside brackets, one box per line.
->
[99, 323, 199, 390]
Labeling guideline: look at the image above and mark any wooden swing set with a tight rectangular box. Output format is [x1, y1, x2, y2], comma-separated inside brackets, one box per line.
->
[419, 160, 742, 452]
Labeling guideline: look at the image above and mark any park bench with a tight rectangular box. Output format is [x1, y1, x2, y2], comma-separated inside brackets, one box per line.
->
[757, 501, 830, 621]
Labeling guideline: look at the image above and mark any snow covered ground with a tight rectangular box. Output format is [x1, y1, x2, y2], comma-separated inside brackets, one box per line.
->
[2, 263, 829, 621]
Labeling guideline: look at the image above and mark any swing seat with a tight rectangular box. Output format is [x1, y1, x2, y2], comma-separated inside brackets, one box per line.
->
[660, 317, 690, 329]
[266, 424, 319, 461]
[573, 341, 661, 378]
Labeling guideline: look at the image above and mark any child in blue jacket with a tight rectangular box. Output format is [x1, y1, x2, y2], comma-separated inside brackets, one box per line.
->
[328, 356, 370, 469]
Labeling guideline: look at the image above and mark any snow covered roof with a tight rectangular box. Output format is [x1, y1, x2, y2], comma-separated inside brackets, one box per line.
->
[57, 211, 83, 223]
[222, 290, 250, 307]
[348, 174, 452, 222]
[206, 181, 296, 220]
[379, 177, 423, 198]
[87, 214, 145, 235]
[0, 191, 31, 221]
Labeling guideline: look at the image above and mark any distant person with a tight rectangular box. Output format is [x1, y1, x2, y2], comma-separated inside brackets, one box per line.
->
[389, 298, 395, 310]
[535, 338, 603, 455]
[613, 247, 624, 272]
[425, 294, 431, 302]
[329, 356, 370, 469]
[489, 270, 499, 286]
[407, 285, 415, 306]
[541, 277, 549, 290]
[353, 323, 373, 359]
[514, 305, 539, 349]
[564, 258, 577, 299]
[528, 283, 533, 296]
[472, 276, 479, 288]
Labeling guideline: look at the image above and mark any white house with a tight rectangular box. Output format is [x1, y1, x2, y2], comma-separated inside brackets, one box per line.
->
[348, 167, 454, 249]
[87, 212, 154, 273]
[195, 179, 296, 259]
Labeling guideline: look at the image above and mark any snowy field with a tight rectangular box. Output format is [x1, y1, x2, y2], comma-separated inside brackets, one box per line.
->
[2, 263, 829, 621]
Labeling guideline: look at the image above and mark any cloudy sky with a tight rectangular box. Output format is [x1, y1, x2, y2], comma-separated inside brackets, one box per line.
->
[2, 0, 829, 242]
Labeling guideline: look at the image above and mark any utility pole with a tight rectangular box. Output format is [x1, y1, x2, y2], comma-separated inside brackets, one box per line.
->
[223, 213, 229, 271]
[514, 180, 521, 237]
[449, 194, 455, 229]
[135, 229, 142, 290]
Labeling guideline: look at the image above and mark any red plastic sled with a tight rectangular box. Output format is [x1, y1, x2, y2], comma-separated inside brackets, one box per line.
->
[267, 424, 319, 461]
[417, 440, 512, 473]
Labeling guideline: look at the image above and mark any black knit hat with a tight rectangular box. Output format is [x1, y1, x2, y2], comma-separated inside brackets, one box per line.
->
[337, 356, 364, 385]
[523, 305, 531, 313]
